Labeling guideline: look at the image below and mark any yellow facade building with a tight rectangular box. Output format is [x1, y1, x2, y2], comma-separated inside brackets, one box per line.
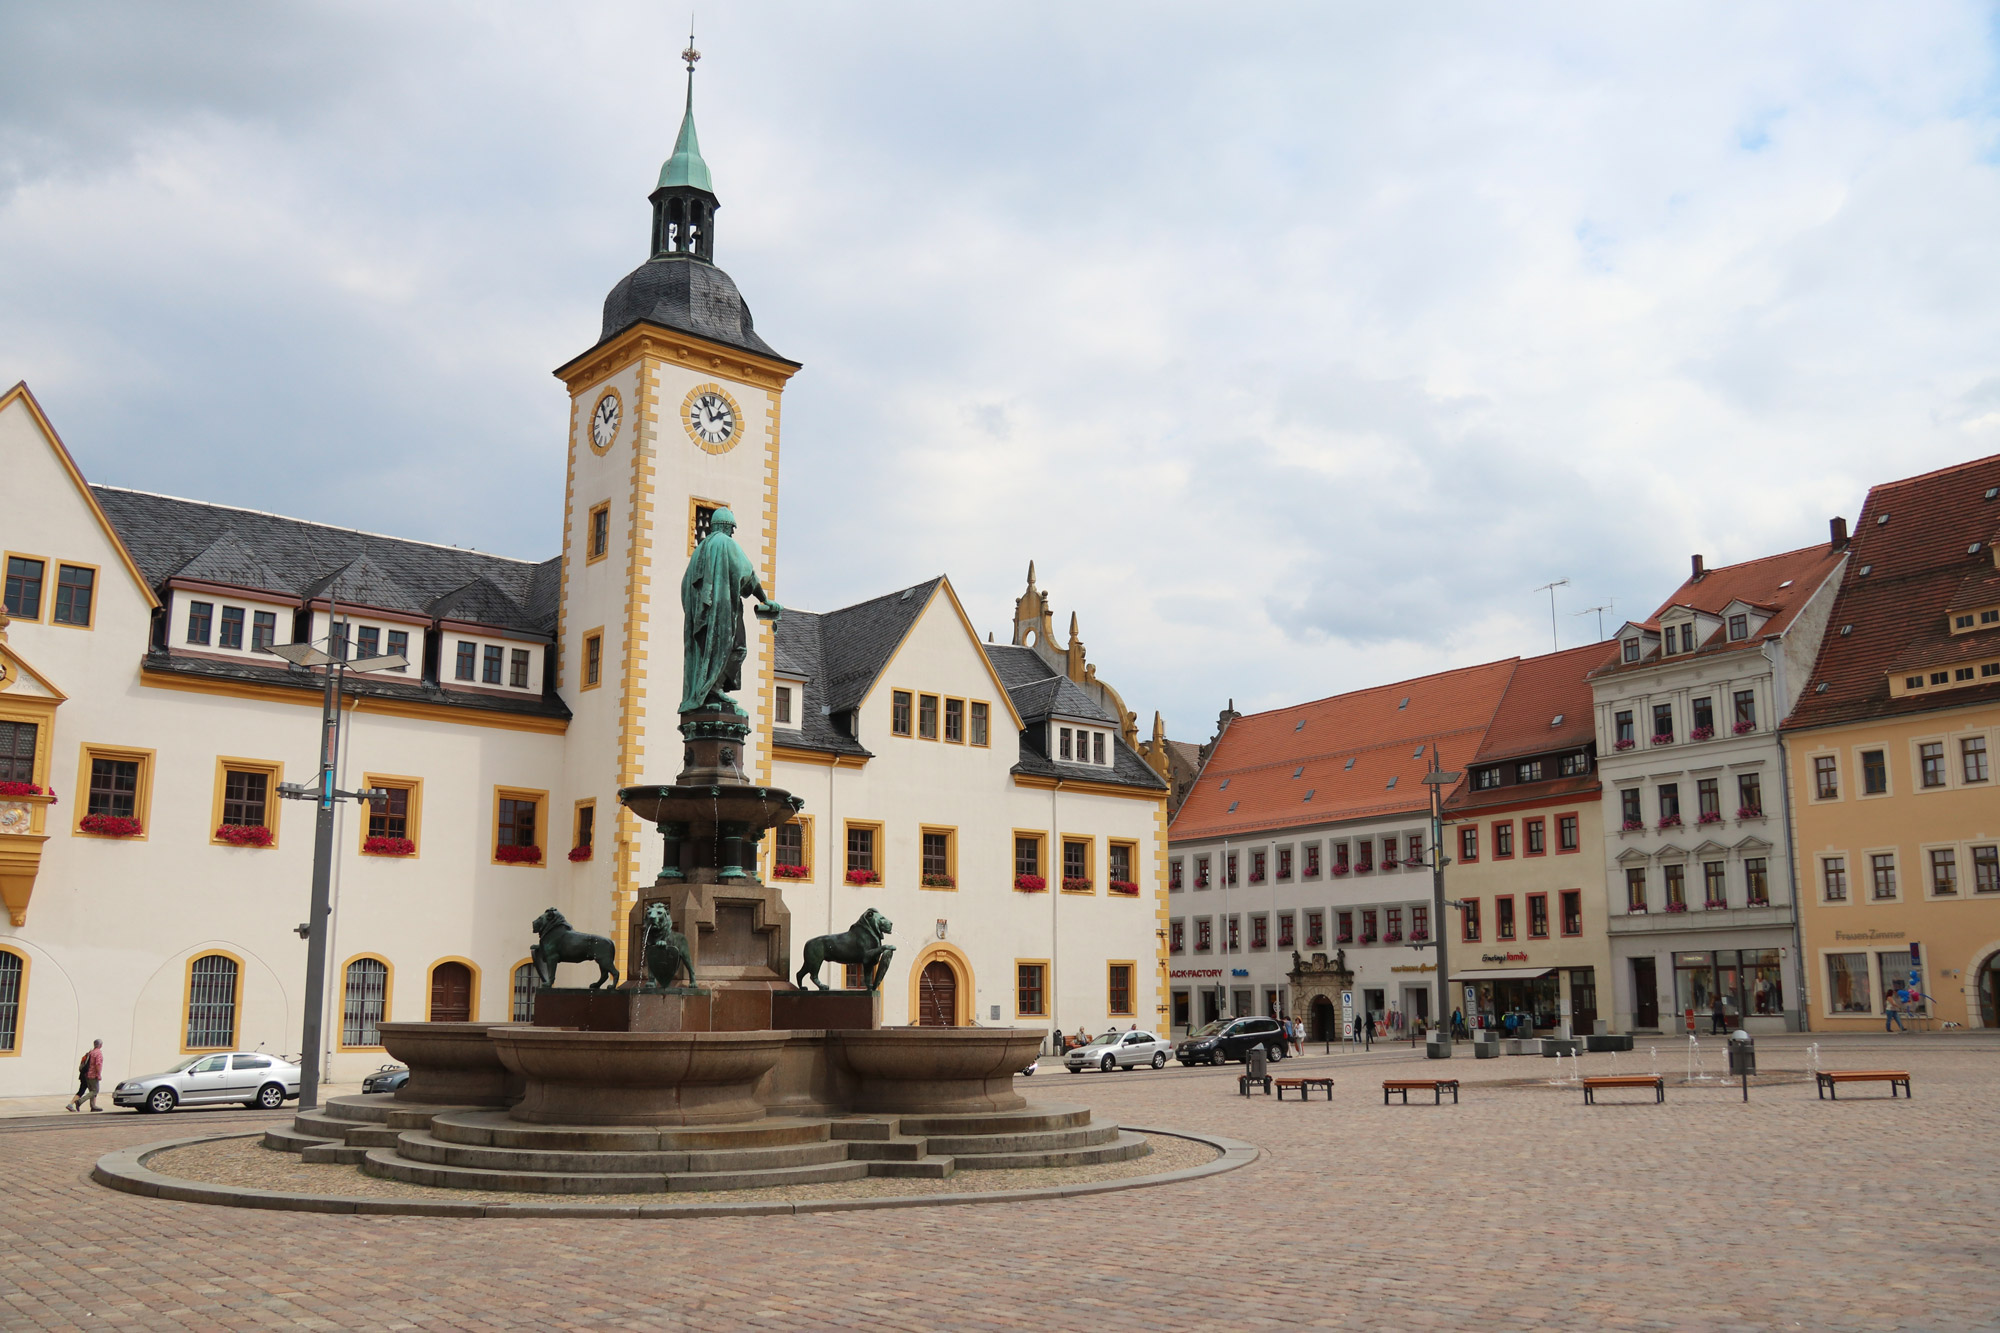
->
[1784, 455, 2000, 1031]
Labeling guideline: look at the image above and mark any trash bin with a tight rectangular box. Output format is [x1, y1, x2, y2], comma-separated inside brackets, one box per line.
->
[1727, 1030, 1756, 1077]
[1246, 1046, 1268, 1080]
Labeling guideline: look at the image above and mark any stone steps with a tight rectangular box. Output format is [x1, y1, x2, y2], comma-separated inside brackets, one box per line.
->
[261, 1125, 335, 1154]
[864, 1155, 956, 1180]
[394, 1129, 853, 1176]
[889, 1105, 1092, 1137]
[950, 1130, 1151, 1171]
[298, 1143, 372, 1165]
[361, 1147, 872, 1195]
[839, 1137, 928, 1162]
[425, 1109, 831, 1153]
[922, 1123, 1119, 1156]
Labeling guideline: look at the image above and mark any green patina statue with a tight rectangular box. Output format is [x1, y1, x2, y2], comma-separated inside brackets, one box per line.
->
[680, 507, 779, 715]
[642, 901, 695, 990]
[795, 909, 895, 993]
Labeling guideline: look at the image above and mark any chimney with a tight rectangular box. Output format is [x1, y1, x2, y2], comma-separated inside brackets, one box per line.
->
[1691, 554, 1705, 581]
[1829, 516, 1849, 550]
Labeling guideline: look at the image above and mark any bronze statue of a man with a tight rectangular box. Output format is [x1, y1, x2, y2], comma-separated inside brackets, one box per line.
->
[679, 507, 779, 716]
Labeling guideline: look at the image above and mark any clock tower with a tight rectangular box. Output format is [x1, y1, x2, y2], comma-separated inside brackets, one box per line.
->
[553, 40, 802, 961]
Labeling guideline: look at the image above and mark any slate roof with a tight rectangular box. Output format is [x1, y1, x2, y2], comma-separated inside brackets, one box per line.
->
[982, 643, 1165, 793]
[140, 649, 570, 722]
[594, 254, 791, 364]
[1785, 453, 2000, 732]
[1170, 659, 1518, 842]
[1590, 542, 1847, 680]
[817, 578, 943, 714]
[92, 487, 557, 637]
[769, 608, 872, 759]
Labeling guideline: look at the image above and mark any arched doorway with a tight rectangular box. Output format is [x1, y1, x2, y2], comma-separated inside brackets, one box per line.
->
[1309, 996, 1335, 1043]
[1980, 956, 2000, 1028]
[429, 961, 473, 1023]
[918, 960, 958, 1027]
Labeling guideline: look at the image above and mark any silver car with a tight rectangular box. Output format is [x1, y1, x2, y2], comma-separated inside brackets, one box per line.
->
[113, 1051, 302, 1113]
[1065, 1030, 1173, 1073]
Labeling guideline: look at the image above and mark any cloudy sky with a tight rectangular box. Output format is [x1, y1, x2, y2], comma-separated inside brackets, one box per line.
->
[5, 3, 1999, 737]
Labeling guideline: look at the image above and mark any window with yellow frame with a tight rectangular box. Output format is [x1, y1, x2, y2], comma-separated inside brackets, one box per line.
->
[210, 756, 284, 849]
[581, 627, 605, 689]
[74, 742, 154, 839]
[585, 501, 611, 564]
[1012, 829, 1046, 891]
[1060, 834, 1095, 892]
[1107, 840, 1140, 895]
[1107, 960, 1136, 1016]
[360, 774, 423, 858]
[492, 786, 547, 866]
[1015, 959, 1050, 1018]
[843, 819, 882, 884]
[772, 814, 812, 882]
[688, 496, 729, 554]
[571, 798, 596, 861]
[919, 825, 957, 889]
[49, 560, 99, 630]
[3, 551, 50, 622]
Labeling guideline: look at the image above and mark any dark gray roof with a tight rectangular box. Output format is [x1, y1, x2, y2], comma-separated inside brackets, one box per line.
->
[818, 578, 943, 714]
[141, 650, 570, 723]
[770, 609, 871, 759]
[982, 644, 1166, 793]
[596, 255, 790, 364]
[93, 487, 555, 637]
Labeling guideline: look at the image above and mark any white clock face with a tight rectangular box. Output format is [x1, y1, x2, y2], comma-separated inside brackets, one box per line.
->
[590, 393, 620, 450]
[687, 391, 736, 447]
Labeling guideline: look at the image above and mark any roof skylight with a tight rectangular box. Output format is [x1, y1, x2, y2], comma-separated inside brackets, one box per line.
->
[1293, 766, 1304, 778]
[1344, 758, 1355, 770]
[1386, 776, 1398, 789]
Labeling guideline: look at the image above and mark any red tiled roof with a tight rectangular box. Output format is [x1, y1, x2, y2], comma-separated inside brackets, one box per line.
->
[1168, 659, 1518, 842]
[1470, 642, 1613, 761]
[1589, 542, 1847, 679]
[1785, 453, 2000, 732]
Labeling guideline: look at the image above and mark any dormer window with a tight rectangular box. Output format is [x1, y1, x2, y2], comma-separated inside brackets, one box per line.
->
[1622, 638, 1641, 664]
[1474, 766, 1502, 790]
[1728, 613, 1748, 641]
[1516, 760, 1543, 783]
[773, 684, 795, 726]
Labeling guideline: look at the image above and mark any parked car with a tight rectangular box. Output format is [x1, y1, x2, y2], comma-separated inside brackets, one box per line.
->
[113, 1051, 302, 1113]
[1065, 1030, 1173, 1073]
[1176, 1016, 1287, 1066]
[361, 1064, 410, 1094]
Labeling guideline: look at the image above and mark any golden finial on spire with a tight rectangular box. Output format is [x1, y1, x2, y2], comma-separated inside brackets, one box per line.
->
[682, 20, 700, 73]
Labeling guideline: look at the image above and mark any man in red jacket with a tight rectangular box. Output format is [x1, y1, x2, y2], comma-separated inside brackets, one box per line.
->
[66, 1039, 104, 1113]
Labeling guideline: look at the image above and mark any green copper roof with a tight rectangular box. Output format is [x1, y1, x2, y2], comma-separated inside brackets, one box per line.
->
[657, 80, 713, 193]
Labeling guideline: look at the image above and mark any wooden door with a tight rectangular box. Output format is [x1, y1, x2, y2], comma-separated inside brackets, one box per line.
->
[430, 962, 472, 1023]
[918, 960, 957, 1027]
[1632, 958, 1659, 1028]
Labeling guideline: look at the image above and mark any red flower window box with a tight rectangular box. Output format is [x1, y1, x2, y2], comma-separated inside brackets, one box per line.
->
[1410, 930, 1430, 942]
[1336, 933, 1353, 944]
[1697, 812, 1722, 825]
[1689, 726, 1715, 741]
[79, 814, 142, 837]
[215, 824, 273, 848]
[496, 844, 543, 864]
[1704, 899, 1727, 911]
[1621, 818, 1644, 832]
[1329, 864, 1349, 876]
[773, 863, 809, 879]
[1356, 862, 1374, 873]
[366, 835, 417, 856]
[1732, 721, 1757, 735]
[1062, 877, 1093, 893]
[1651, 733, 1674, 747]
[0, 781, 45, 797]
[1383, 930, 1403, 943]
[1247, 873, 1264, 884]
[1665, 901, 1688, 914]
[566, 844, 592, 862]
[1108, 879, 1139, 896]
[1014, 873, 1046, 892]
[844, 868, 880, 886]
[1359, 934, 1378, 944]
[1656, 815, 1683, 830]
[1628, 904, 1649, 914]
[1736, 806, 1763, 819]
[1613, 739, 1635, 751]
[922, 873, 956, 888]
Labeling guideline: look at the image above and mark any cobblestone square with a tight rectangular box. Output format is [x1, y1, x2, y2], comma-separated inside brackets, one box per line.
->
[3, 1032, 1996, 1331]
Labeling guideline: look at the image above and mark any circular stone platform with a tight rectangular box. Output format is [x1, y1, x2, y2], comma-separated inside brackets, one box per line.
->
[91, 1125, 1256, 1217]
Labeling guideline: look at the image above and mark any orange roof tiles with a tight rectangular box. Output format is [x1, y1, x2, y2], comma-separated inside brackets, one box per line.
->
[1787, 453, 2000, 731]
[1590, 542, 1847, 679]
[1470, 642, 1613, 762]
[1169, 659, 1517, 842]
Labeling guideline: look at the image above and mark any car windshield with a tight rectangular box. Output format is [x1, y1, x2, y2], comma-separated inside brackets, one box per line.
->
[162, 1055, 205, 1073]
[1189, 1021, 1228, 1038]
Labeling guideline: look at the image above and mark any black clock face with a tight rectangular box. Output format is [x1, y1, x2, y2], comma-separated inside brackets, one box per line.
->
[591, 394, 620, 449]
[688, 391, 736, 446]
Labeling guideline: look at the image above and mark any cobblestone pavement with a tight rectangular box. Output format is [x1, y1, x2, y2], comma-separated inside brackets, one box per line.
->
[4, 1033, 1997, 1331]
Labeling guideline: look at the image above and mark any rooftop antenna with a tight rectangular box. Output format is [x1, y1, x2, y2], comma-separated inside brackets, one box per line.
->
[1574, 599, 1614, 641]
[1533, 579, 1569, 652]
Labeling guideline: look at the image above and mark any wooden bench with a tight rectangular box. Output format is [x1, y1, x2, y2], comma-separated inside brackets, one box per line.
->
[1237, 1072, 1273, 1096]
[1582, 1074, 1664, 1105]
[1275, 1077, 1334, 1102]
[1383, 1078, 1459, 1105]
[1816, 1070, 1912, 1100]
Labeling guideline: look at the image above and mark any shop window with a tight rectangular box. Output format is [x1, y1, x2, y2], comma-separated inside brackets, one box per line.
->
[1825, 953, 1873, 1014]
[1930, 848, 1958, 896]
[1524, 819, 1545, 856]
[4, 556, 44, 619]
[891, 691, 912, 737]
[1461, 899, 1480, 942]
[1869, 853, 1897, 900]
[1495, 898, 1515, 940]
[52, 564, 95, 627]
[918, 694, 939, 740]
[1814, 755, 1838, 799]
[1625, 868, 1648, 912]
[969, 701, 990, 747]
[1558, 814, 1578, 852]
[341, 958, 389, 1047]
[1493, 822, 1514, 858]
[1108, 963, 1134, 1016]
[1526, 894, 1549, 939]
[1016, 963, 1047, 1017]
[1861, 750, 1887, 795]
[1560, 891, 1581, 936]
[185, 953, 240, 1049]
[1459, 826, 1478, 861]
[944, 698, 964, 743]
[0, 948, 22, 1052]
[1822, 857, 1848, 902]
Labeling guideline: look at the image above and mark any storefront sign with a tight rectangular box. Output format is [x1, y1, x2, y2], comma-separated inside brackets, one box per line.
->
[1834, 930, 1907, 941]
[1390, 964, 1437, 973]
[1481, 952, 1529, 964]
[1231, 968, 1249, 977]
[1169, 969, 1222, 978]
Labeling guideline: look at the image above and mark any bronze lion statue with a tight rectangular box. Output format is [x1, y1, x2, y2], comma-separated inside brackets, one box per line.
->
[530, 907, 619, 990]
[795, 908, 894, 992]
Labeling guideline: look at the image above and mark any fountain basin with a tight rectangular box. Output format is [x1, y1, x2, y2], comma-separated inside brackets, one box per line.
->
[618, 784, 801, 832]
[379, 1022, 524, 1107]
[830, 1027, 1044, 1115]
[493, 1028, 790, 1126]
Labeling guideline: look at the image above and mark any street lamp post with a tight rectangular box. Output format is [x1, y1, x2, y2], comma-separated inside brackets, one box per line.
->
[1419, 752, 1462, 1054]
[271, 592, 407, 1110]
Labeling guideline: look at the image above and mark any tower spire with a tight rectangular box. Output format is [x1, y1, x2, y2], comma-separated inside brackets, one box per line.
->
[649, 26, 717, 259]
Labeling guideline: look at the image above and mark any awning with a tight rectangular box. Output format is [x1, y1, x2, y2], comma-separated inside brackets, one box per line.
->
[1449, 967, 1556, 983]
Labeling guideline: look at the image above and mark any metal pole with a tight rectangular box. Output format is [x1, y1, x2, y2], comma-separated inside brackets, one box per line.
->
[298, 598, 343, 1110]
[1431, 753, 1451, 1054]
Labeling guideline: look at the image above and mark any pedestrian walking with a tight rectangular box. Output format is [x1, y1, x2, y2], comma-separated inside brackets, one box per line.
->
[1710, 997, 1726, 1035]
[1362, 1012, 1374, 1050]
[66, 1039, 105, 1113]
[1885, 991, 1907, 1033]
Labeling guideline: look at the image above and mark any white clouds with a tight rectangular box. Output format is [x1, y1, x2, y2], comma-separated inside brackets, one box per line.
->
[1, 2, 1997, 734]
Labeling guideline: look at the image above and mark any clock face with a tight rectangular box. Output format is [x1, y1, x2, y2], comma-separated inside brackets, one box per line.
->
[686, 390, 736, 448]
[590, 393, 621, 451]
